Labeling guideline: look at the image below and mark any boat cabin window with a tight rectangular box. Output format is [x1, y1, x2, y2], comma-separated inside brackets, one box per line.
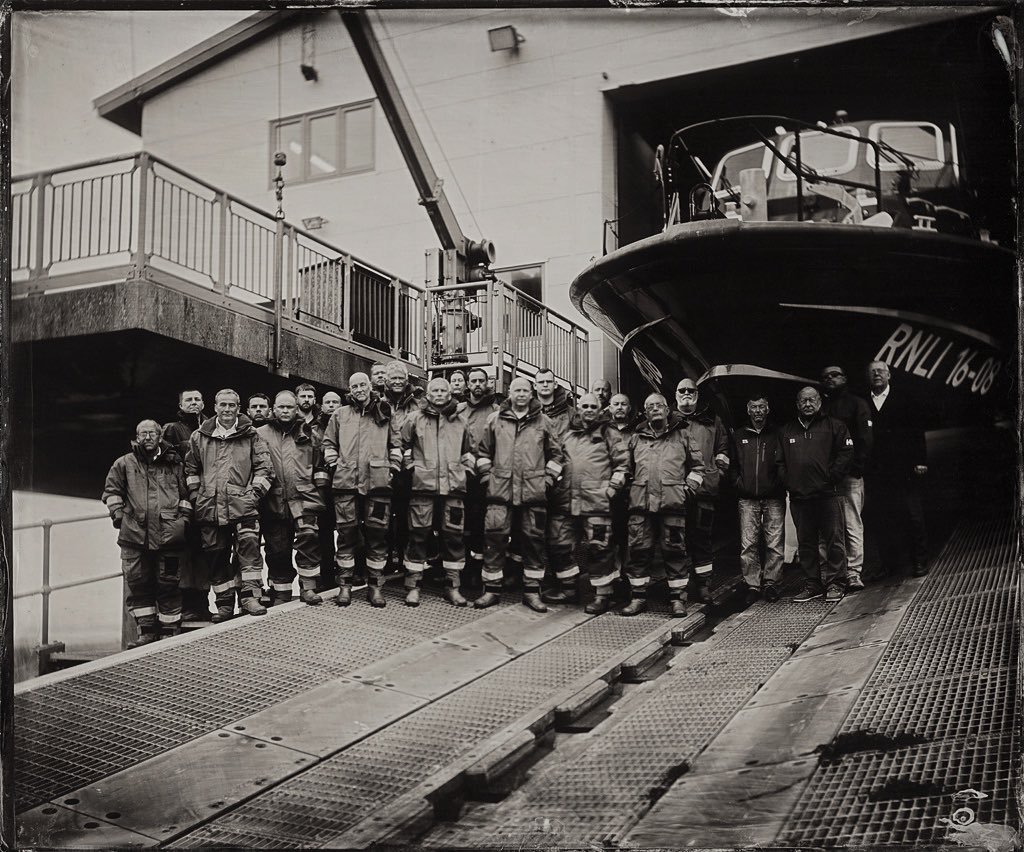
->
[711, 142, 770, 196]
[775, 127, 860, 181]
[867, 122, 945, 171]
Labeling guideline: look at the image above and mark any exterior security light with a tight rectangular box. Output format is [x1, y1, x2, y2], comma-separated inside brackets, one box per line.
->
[488, 25, 525, 52]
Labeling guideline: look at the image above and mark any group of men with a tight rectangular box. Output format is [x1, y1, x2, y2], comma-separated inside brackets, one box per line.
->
[102, 355, 927, 644]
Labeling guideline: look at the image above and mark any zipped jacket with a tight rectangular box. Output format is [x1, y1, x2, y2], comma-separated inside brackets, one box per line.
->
[322, 396, 400, 495]
[162, 410, 201, 458]
[386, 385, 426, 436]
[557, 412, 630, 516]
[729, 424, 785, 499]
[103, 440, 192, 550]
[185, 416, 274, 525]
[776, 411, 854, 500]
[823, 388, 874, 478]
[677, 407, 729, 500]
[458, 393, 500, 454]
[401, 400, 475, 495]
[257, 418, 329, 519]
[628, 413, 706, 514]
[540, 385, 574, 440]
[476, 399, 564, 507]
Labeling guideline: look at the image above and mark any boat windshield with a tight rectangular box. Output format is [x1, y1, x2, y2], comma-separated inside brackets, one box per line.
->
[775, 126, 860, 180]
[711, 142, 767, 194]
[869, 122, 945, 171]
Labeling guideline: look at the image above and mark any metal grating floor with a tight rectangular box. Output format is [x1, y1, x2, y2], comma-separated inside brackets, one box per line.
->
[777, 512, 1020, 846]
[14, 588, 498, 813]
[168, 611, 672, 849]
[422, 597, 837, 848]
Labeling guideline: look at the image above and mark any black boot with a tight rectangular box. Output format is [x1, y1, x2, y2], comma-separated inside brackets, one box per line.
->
[335, 584, 351, 606]
[584, 589, 612, 615]
[542, 577, 580, 604]
[620, 594, 647, 616]
[129, 622, 160, 648]
[689, 575, 713, 605]
[367, 580, 386, 607]
[670, 596, 688, 617]
[522, 590, 548, 613]
[444, 568, 467, 607]
[404, 575, 421, 607]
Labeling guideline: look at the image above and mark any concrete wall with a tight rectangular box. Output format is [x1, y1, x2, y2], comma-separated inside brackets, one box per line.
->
[138, 8, 961, 382]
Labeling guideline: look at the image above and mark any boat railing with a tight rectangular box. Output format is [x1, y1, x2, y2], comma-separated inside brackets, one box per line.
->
[425, 279, 589, 396]
[13, 512, 121, 676]
[11, 152, 426, 367]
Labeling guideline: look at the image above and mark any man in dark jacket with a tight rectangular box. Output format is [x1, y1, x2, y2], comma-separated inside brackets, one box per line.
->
[864, 361, 929, 576]
[546, 394, 629, 613]
[475, 377, 565, 612]
[776, 387, 854, 602]
[185, 389, 275, 620]
[322, 372, 401, 607]
[103, 420, 192, 645]
[402, 378, 476, 607]
[315, 390, 343, 592]
[608, 392, 637, 592]
[459, 367, 500, 588]
[730, 396, 785, 603]
[162, 388, 208, 621]
[821, 364, 873, 590]
[257, 391, 330, 607]
[675, 377, 730, 604]
[384, 360, 424, 574]
[627, 395, 706, 616]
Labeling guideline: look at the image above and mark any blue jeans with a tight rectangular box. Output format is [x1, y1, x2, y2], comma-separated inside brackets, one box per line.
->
[737, 498, 785, 589]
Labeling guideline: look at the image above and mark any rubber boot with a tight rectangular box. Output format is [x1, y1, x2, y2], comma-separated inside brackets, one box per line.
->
[335, 584, 351, 607]
[367, 579, 386, 608]
[259, 587, 273, 608]
[474, 588, 501, 609]
[522, 589, 548, 613]
[404, 575, 420, 607]
[584, 587, 613, 615]
[619, 594, 647, 616]
[130, 622, 160, 648]
[160, 624, 182, 639]
[542, 575, 580, 604]
[444, 569, 467, 607]
[240, 596, 267, 616]
[299, 578, 322, 606]
[271, 589, 293, 607]
[211, 592, 235, 623]
[689, 575, 713, 605]
[670, 595, 688, 617]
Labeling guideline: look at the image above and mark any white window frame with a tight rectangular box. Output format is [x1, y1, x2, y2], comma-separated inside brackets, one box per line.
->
[269, 100, 376, 187]
[867, 121, 946, 172]
[711, 141, 772, 197]
[775, 126, 860, 181]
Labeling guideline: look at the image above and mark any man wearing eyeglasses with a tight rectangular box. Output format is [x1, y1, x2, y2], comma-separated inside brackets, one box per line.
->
[820, 365, 873, 591]
[103, 421, 192, 645]
[674, 377, 731, 605]
[625, 394, 706, 616]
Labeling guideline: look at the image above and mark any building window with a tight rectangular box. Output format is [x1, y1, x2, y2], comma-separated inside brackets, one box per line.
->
[270, 101, 375, 185]
[495, 263, 543, 303]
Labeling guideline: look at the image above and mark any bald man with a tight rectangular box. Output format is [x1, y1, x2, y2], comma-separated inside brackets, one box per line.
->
[401, 378, 476, 606]
[103, 419, 192, 645]
[475, 377, 565, 611]
[322, 372, 402, 607]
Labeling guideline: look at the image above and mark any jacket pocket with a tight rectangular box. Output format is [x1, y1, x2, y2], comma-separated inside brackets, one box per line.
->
[446, 461, 467, 494]
[488, 468, 512, 503]
[521, 469, 546, 504]
[119, 510, 146, 547]
[159, 509, 187, 548]
[226, 483, 257, 518]
[412, 463, 438, 493]
[195, 486, 216, 522]
[660, 478, 688, 512]
[628, 480, 648, 512]
[334, 462, 357, 491]
[368, 458, 391, 492]
[576, 479, 610, 514]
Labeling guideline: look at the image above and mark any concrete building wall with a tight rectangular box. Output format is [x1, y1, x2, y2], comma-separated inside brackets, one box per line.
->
[138, 8, 960, 382]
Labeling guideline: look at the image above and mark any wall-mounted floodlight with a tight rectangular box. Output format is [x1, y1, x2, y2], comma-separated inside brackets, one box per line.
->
[488, 25, 525, 52]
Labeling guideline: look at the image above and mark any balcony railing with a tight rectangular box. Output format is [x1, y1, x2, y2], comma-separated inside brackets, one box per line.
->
[13, 152, 589, 394]
[12, 152, 425, 365]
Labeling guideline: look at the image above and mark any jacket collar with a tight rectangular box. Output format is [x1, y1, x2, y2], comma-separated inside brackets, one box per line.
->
[499, 397, 542, 422]
[568, 409, 611, 434]
[462, 391, 497, 411]
[539, 385, 572, 418]
[635, 410, 686, 439]
[176, 409, 201, 430]
[198, 414, 255, 439]
[423, 398, 460, 420]
[131, 438, 178, 463]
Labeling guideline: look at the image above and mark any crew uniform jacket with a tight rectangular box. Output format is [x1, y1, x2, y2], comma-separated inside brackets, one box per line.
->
[628, 413, 707, 514]
[556, 412, 630, 516]
[256, 418, 330, 519]
[677, 408, 729, 500]
[458, 393, 500, 456]
[729, 424, 785, 500]
[540, 386, 575, 440]
[386, 385, 426, 436]
[322, 396, 400, 495]
[476, 399, 564, 507]
[103, 439, 192, 550]
[162, 410, 201, 458]
[185, 416, 274, 525]
[824, 389, 874, 478]
[776, 411, 854, 501]
[402, 400, 475, 495]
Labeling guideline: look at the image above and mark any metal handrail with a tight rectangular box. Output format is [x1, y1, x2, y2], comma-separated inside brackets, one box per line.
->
[13, 512, 114, 648]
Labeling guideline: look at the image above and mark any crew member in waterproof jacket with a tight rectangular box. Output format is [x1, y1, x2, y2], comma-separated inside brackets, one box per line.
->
[103, 420, 192, 645]
[674, 376, 730, 605]
[256, 391, 331, 607]
[458, 367, 500, 588]
[322, 371, 401, 608]
[730, 395, 786, 603]
[383, 360, 425, 574]
[401, 377, 476, 608]
[626, 394, 706, 616]
[776, 386, 854, 603]
[546, 393, 630, 614]
[475, 377, 565, 612]
[185, 389, 274, 621]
